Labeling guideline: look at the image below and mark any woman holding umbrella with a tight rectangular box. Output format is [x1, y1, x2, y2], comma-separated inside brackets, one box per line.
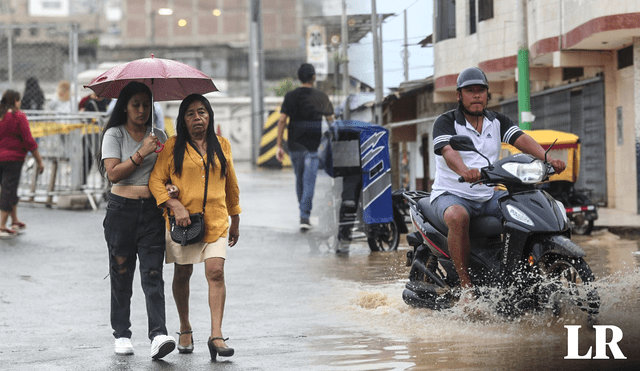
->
[98, 81, 176, 359]
[149, 94, 241, 361]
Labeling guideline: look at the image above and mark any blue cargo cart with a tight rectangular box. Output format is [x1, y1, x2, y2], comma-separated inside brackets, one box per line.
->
[317, 120, 400, 252]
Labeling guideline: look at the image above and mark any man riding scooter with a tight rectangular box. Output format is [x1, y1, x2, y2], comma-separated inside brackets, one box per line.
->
[430, 67, 566, 305]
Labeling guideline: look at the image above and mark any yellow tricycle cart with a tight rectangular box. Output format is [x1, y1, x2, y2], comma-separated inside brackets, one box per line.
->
[501, 130, 598, 235]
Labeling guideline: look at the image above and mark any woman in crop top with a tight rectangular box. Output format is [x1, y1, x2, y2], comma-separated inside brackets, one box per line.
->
[98, 81, 176, 358]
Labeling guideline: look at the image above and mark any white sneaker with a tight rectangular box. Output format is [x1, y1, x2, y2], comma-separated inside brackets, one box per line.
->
[150, 334, 176, 359]
[114, 338, 134, 355]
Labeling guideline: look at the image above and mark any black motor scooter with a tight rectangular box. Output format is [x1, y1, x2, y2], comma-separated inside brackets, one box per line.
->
[402, 135, 599, 321]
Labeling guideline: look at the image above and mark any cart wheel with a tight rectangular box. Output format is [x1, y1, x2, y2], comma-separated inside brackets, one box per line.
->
[367, 221, 399, 252]
[572, 219, 594, 235]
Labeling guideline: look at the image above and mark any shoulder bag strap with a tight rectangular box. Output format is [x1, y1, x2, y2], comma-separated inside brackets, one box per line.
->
[202, 156, 210, 213]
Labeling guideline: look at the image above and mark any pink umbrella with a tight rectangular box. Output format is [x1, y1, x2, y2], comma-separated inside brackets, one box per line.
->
[84, 54, 218, 101]
[85, 54, 218, 151]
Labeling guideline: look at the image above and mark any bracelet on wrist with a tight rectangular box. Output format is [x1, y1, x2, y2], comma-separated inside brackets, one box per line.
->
[130, 156, 140, 166]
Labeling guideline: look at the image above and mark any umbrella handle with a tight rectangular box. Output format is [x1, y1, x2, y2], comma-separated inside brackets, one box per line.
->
[155, 141, 164, 153]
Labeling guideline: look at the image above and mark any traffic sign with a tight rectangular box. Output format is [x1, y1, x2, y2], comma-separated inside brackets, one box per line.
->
[306, 25, 328, 81]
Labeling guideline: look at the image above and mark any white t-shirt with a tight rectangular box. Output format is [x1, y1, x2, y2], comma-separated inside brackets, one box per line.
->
[430, 107, 523, 203]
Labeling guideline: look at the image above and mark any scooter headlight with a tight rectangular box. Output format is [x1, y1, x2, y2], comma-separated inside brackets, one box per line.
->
[502, 160, 545, 184]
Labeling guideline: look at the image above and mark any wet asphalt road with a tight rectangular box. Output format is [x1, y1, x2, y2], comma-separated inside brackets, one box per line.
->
[0, 164, 356, 371]
[4, 163, 640, 371]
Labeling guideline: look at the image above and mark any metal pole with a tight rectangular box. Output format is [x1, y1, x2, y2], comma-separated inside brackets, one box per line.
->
[8, 26, 12, 87]
[70, 23, 79, 113]
[249, 0, 264, 165]
[371, 0, 383, 125]
[403, 10, 409, 82]
[341, 0, 350, 120]
[517, 0, 532, 130]
[151, 11, 156, 45]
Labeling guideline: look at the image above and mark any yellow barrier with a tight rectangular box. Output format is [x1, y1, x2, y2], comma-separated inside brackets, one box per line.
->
[29, 121, 103, 138]
[257, 108, 291, 167]
[30, 117, 176, 139]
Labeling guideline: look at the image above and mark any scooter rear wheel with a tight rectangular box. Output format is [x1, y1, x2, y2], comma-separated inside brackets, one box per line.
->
[571, 218, 594, 235]
[367, 221, 399, 252]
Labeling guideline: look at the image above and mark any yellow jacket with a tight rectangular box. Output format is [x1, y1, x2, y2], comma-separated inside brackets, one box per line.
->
[149, 135, 241, 243]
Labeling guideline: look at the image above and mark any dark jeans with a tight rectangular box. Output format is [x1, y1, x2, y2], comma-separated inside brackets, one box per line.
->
[289, 150, 319, 219]
[103, 192, 167, 341]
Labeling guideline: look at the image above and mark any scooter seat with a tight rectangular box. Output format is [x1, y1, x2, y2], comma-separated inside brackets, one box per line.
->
[417, 196, 503, 238]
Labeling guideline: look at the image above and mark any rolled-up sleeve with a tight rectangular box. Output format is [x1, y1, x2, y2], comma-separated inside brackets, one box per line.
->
[149, 137, 175, 207]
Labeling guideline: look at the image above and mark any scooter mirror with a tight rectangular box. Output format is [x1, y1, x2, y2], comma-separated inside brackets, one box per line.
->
[449, 135, 478, 152]
[449, 135, 492, 167]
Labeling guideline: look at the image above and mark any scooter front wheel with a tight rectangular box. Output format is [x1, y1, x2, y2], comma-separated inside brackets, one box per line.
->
[366, 221, 399, 252]
[538, 255, 600, 322]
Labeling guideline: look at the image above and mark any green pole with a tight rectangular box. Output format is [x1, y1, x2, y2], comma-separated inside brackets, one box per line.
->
[517, 47, 532, 130]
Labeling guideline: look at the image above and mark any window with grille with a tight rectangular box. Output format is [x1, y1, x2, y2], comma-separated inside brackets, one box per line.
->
[478, 0, 493, 21]
[436, 0, 456, 42]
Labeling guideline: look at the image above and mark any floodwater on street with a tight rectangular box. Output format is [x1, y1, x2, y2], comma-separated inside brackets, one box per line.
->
[301, 228, 640, 370]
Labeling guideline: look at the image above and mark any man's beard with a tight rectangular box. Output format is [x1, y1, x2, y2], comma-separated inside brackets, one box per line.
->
[458, 101, 484, 117]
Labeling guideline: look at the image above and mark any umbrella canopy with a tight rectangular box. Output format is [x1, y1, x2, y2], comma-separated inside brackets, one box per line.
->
[84, 54, 218, 101]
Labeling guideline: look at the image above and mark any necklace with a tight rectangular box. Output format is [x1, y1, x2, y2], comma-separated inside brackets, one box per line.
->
[472, 117, 482, 133]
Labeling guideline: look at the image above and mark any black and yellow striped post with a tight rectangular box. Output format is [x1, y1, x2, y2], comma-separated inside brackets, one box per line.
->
[257, 108, 291, 168]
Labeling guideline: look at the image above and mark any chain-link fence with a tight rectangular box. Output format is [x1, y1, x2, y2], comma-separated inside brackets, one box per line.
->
[1, 23, 112, 208]
[0, 23, 82, 109]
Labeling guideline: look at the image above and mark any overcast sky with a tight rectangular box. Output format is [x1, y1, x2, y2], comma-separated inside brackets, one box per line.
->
[335, 0, 434, 93]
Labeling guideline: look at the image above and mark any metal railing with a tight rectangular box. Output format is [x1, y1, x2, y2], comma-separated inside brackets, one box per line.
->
[18, 110, 109, 210]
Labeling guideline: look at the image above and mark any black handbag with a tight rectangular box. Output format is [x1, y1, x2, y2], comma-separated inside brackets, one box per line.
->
[169, 158, 209, 246]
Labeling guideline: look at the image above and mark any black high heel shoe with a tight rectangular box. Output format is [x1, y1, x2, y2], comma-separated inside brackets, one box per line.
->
[176, 330, 194, 354]
[207, 337, 234, 360]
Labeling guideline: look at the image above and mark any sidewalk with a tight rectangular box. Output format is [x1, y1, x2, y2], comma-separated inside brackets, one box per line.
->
[595, 207, 640, 229]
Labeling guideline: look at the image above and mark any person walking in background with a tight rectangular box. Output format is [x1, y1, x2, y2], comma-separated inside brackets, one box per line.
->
[149, 94, 241, 361]
[0, 90, 44, 238]
[82, 92, 111, 113]
[276, 63, 334, 231]
[98, 81, 176, 359]
[21, 77, 45, 111]
[47, 80, 72, 113]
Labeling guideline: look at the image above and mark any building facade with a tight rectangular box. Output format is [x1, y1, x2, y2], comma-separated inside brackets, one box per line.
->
[429, 0, 640, 213]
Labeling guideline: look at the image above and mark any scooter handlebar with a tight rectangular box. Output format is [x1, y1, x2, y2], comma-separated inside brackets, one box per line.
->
[458, 176, 465, 183]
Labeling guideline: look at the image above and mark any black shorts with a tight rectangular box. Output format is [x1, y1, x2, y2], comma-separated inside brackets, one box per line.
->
[0, 161, 24, 211]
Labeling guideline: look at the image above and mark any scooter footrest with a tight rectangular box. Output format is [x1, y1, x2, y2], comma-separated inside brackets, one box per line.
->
[405, 281, 444, 296]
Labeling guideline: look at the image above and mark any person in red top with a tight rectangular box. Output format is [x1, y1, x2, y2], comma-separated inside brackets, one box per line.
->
[0, 90, 44, 237]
